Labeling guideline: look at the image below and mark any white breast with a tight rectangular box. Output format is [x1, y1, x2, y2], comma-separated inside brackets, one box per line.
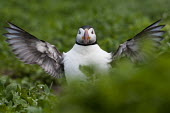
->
[63, 44, 112, 83]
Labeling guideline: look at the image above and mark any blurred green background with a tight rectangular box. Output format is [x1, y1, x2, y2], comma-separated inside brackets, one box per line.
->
[0, 0, 170, 112]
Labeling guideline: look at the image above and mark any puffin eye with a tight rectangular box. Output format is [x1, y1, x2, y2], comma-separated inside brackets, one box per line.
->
[78, 30, 81, 34]
[91, 30, 94, 34]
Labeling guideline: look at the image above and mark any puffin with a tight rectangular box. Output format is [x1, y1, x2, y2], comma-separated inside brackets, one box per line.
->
[3, 20, 165, 83]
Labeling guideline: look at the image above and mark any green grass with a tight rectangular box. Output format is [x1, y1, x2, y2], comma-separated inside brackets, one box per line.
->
[0, 0, 170, 112]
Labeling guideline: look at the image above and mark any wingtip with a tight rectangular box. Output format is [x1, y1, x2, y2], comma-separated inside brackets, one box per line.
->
[6, 21, 15, 27]
[2, 33, 7, 37]
[162, 24, 166, 27]
[154, 19, 162, 24]
[157, 19, 162, 22]
[3, 27, 9, 30]
[6, 21, 11, 25]
[162, 30, 166, 34]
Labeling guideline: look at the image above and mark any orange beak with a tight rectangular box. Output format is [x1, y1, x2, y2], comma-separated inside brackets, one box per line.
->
[83, 29, 90, 44]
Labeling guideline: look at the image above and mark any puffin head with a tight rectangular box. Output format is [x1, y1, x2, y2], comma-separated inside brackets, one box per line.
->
[76, 25, 97, 46]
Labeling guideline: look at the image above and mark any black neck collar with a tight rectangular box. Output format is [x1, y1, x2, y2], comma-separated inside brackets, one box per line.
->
[76, 41, 97, 46]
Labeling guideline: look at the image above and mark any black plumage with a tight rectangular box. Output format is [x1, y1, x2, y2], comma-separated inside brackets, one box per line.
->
[80, 25, 92, 30]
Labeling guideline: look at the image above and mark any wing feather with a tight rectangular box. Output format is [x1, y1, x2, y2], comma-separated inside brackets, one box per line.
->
[3, 22, 64, 78]
[112, 19, 166, 62]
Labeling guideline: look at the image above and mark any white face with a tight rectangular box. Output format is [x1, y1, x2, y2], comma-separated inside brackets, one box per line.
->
[76, 28, 96, 45]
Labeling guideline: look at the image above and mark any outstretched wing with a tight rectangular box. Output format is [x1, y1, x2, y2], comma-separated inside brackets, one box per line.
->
[112, 19, 166, 62]
[3, 22, 64, 78]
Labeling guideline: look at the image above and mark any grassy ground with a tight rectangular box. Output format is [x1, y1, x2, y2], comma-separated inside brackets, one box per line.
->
[0, 0, 170, 112]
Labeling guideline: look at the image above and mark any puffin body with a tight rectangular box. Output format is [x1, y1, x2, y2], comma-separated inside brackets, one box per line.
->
[63, 44, 112, 82]
[3, 20, 166, 83]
